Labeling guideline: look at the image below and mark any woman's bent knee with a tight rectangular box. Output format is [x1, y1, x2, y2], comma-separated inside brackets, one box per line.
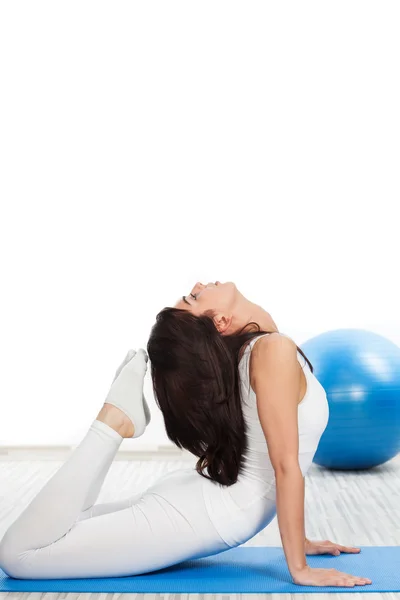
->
[0, 533, 25, 579]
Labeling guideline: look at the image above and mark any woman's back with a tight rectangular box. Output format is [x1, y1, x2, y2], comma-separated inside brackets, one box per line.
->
[200, 332, 330, 547]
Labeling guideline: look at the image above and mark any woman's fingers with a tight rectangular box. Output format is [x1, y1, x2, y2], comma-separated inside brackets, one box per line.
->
[323, 541, 361, 554]
[336, 545, 361, 553]
[333, 569, 371, 585]
[344, 575, 372, 585]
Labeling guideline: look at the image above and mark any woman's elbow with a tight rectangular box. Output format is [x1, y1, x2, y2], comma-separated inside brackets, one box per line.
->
[273, 458, 302, 477]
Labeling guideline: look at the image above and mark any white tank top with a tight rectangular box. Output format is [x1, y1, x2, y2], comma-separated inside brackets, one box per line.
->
[201, 332, 330, 547]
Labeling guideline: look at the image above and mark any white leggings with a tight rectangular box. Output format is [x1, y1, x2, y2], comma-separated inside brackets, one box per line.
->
[0, 419, 234, 580]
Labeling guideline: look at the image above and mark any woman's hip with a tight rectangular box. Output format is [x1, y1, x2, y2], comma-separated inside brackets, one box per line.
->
[144, 467, 231, 549]
[145, 466, 278, 550]
[201, 477, 278, 548]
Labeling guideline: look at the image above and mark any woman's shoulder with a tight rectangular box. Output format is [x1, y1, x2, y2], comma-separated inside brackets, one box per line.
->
[238, 331, 294, 364]
[248, 332, 299, 383]
[251, 331, 297, 357]
[237, 332, 299, 395]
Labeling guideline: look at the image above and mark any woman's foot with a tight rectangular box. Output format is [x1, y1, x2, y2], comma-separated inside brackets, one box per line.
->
[112, 349, 151, 427]
[96, 403, 135, 438]
[102, 348, 149, 438]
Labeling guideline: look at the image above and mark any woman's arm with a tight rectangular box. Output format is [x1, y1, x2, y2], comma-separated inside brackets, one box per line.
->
[251, 333, 308, 578]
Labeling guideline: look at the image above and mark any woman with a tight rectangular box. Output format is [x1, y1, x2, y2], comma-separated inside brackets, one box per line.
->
[0, 281, 371, 587]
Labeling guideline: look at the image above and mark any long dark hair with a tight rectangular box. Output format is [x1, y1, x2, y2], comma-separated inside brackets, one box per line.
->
[147, 307, 313, 486]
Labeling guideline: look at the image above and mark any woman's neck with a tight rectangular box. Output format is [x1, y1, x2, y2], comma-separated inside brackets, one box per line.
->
[231, 297, 279, 335]
[246, 302, 279, 333]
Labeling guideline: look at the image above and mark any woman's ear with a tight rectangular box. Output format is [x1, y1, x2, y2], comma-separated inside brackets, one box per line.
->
[213, 313, 232, 334]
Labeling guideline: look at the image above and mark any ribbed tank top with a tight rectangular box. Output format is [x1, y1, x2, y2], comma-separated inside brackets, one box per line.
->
[201, 332, 330, 547]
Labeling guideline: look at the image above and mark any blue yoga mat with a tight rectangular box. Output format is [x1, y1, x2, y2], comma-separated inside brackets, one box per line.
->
[1, 546, 399, 593]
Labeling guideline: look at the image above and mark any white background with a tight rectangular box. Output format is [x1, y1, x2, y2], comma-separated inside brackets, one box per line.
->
[0, 1, 399, 448]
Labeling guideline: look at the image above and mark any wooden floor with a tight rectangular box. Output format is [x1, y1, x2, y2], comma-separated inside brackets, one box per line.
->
[1, 451, 400, 600]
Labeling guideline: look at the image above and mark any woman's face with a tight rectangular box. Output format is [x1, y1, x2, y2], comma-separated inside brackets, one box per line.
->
[173, 281, 238, 316]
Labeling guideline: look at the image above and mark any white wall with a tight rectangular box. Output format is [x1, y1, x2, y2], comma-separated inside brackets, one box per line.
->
[0, 1, 399, 448]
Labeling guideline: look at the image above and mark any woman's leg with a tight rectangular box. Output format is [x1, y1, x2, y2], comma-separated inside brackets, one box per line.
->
[77, 443, 121, 517]
[76, 492, 143, 522]
[0, 413, 123, 557]
[79, 400, 150, 517]
[0, 348, 148, 544]
[0, 347, 230, 580]
[0, 428, 230, 580]
[78, 349, 151, 518]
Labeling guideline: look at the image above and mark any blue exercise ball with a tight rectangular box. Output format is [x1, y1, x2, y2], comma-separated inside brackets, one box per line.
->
[302, 329, 400, 470]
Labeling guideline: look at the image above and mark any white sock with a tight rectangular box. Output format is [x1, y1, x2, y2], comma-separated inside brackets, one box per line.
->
[105, 348, 149, 438]
[112, 349, 151, 426]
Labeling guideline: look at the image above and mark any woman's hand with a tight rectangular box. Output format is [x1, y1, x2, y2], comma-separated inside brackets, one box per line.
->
[296, 540, 373, 587]
[305, 538, 361, 556]
[292, 565, 372, 587]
